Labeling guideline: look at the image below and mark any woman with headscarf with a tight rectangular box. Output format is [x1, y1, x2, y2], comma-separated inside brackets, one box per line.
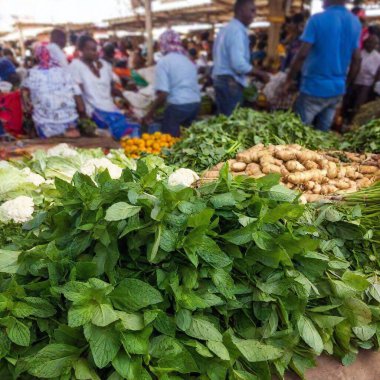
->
[69, 35, 132, 140]
[21, 43, 84, 138]
[143, 30, 201, 137]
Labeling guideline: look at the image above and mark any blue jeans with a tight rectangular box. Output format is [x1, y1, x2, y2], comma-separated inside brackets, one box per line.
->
[163, 103, 200, 137]
[214, 76, 244, 116]
[295, 93, 343, 132]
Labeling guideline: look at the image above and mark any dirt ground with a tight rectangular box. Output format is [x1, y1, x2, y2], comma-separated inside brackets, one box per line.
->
[285, 350, 380, 380]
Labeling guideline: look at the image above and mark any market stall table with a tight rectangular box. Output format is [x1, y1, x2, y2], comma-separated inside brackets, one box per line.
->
[0, 136, 120, 159]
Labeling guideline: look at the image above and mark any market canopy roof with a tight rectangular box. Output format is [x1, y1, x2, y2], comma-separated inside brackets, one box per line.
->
[106, 0, 305, 31]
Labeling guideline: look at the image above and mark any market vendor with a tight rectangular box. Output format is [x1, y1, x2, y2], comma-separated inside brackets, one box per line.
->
[212, 0, 269, 116]
[69, 35, 132, 140]
[143, 30, 201, 137]
[343, 34, 380, 122]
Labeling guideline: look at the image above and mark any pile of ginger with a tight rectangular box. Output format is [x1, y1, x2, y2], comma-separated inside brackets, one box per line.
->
[203, 144, 380, 202]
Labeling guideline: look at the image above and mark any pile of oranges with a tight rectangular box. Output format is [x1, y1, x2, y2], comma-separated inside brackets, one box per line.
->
[121, 132, 179, 159]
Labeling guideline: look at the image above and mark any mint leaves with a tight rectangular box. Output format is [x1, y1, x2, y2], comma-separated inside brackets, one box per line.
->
[0, 159, 379, 379]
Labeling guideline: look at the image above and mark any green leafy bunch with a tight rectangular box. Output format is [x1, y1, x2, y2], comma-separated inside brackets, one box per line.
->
[0, 164, 379, 380]
[340, 119, 380, 153]
[167, 109, 341, 171]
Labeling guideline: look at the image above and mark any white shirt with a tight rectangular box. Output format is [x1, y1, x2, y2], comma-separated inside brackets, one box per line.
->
[47, 43, 69, 68]
[355, 50, 380, 86]
[69, 58, 118, 114]
[155, 53, 201, 105]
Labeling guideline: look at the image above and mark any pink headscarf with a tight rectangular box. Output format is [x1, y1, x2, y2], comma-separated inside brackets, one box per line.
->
[159, 30, 187, 56]
[34, 43, 59, 70]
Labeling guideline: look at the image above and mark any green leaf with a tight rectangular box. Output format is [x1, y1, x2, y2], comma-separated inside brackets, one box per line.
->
[368, 284, 380, 303]
[68, 304, 95, 328]
[267, 184, 297, 202]
[113, 351, 152, 380]
[27, 344, 80, 378]
[84, 324, 121, 369]
[176, 309, 192, 331]
[0, 330, 10, 359]
[105, 202, 141, 222]
[11, 302, 36, 318]
[342, 271, 370, 291]
[91, 303, 119, 327]
[0, 250, 22, 274]
[262, 309, 279, 339]
[74, 359, 101, 380]
[160, 227, 177, 253]
[340, 298, 372, 326]
[231, 335, 283, 362]
[297, 315, 324, 355]
[111, 278, 163, 312]
[6, 317, 30, 346]
[311, 314, 346, 329]
[353, 325, 376, 341]
[211, 269, 235, 299]
[117, 311, 145, 331]
[206, 341, 230, 361]
[23, 297, 56, 318]
[196, 236, 232, 268]
[121, 327, 152, 355]
[185, 317, 222, 342]
[233, 370, 259, 380]
[210, 193, 236, 208]
[154, 312, 176, 337]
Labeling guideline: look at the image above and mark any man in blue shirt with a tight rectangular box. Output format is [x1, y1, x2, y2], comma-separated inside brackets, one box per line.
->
[285, 0, 362, 131]
[212, 0, 268, 116]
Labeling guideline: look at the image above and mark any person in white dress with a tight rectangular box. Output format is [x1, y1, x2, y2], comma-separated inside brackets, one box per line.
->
[21, 43, 85, 138]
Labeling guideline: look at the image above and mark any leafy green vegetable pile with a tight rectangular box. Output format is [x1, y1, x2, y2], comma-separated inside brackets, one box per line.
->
[1, 157, 380, 380]
[167, 109, 341, 171]
[340, 119, 380, 154]
[342, 181, 380, 245]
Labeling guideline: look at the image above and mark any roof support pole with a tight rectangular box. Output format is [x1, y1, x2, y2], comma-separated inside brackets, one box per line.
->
[144, 0, 154, 66]
[17, 24, 26, 60]
[266, 0, 285, 67]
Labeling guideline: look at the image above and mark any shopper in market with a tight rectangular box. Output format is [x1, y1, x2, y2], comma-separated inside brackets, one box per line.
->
[142, 29, 201, 138]
[21, 43, 84, 138]
[212, 0, 269, 116]
[284, 0, 362, 132]
[343, 34, 380, 122]
[0, 47, 20, 86]
[69, 35, 132, 140]
[48, 29, 69, 69]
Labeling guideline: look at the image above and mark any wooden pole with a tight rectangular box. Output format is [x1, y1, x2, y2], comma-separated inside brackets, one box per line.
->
[17, 24, 26, 59]
[266, 0, 285, 68]
[144, 0, 154, 66]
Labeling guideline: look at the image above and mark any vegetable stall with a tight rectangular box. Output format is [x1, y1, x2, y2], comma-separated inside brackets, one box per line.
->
[0, 109, 380, 380]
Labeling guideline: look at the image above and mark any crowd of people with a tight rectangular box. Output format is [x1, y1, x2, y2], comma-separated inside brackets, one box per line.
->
[0, 0, 380, 141]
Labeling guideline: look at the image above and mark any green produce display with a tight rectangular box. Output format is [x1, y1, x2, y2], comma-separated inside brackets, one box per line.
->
[0, 154, 380, 379]
[342, 182, 380, 245]
[167, 109, 341, 171]
[340, 119, 380, 154]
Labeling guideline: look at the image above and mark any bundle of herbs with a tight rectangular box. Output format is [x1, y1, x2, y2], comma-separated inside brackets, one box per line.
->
[0, 163, 379, 380]
[341, 119, 380, 154]
[167, 109, 341, 171]
[340, 181, 380, 246]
